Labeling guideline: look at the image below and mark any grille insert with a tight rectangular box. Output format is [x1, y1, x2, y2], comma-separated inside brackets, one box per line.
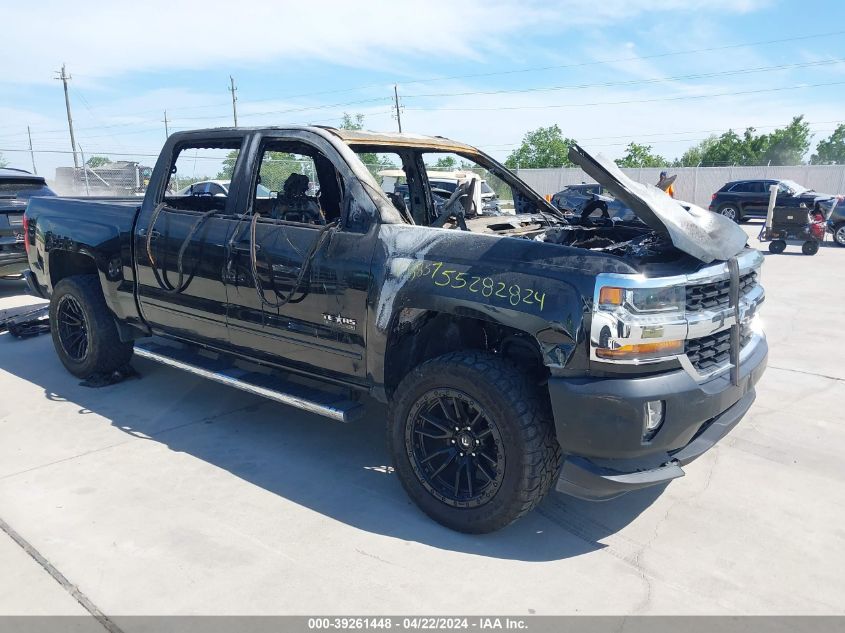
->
[685, 324, 753, 373]
[686, 271, 757, 313]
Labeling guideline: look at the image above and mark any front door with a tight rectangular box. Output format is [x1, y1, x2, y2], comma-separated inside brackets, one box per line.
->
[224, 132, 377, 382]
[134, 139, 245, 345]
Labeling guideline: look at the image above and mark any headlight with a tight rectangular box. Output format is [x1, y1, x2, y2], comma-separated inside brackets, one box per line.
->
[593, 282, 687, 363]
[599, 285, 685, 314]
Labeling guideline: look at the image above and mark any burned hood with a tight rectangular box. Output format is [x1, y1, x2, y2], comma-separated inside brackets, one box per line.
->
[568, 145, 747, 263]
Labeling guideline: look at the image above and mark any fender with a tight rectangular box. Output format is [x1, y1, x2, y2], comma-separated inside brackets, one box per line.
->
[31, 198, 144, 328]
[366, 224, 638, 391]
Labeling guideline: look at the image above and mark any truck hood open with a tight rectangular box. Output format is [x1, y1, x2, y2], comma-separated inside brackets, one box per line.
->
[568, 145, 748, 263]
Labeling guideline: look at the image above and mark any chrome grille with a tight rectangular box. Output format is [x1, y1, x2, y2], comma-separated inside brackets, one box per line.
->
[686, 271, 757, 313]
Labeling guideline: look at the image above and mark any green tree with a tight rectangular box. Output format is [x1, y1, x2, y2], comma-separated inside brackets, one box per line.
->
[340, 112, 396, 174]
[680, 116, 811, 166]
[0, 153, 7, 168]
[504, 125, 577, 169]
[429, 156, 457, 170]
[615, 142, 666, 168]
[762, 115, 811, 165]
[216, 151, 238, 180]
[811, 123, 845, 164]
[340, 112, 365, 131]
[85, 155, 111, 168]
[672, 136, 718, 167]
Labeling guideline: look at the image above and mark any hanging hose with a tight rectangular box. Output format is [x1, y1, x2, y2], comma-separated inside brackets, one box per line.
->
[145, 202, 220, 295]
[248, 211, 338, 309]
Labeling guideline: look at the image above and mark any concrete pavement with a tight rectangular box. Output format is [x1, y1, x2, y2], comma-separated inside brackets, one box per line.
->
[0, 222, 843, 618]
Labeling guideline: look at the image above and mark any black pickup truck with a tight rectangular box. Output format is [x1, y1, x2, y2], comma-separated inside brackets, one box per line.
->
[23, 127, 767, 533]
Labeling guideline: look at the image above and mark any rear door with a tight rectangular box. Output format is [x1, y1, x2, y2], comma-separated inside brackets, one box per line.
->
[743, 181, 770, 216]
[224, 130, 378, 381]
[134, 138, 246, 346]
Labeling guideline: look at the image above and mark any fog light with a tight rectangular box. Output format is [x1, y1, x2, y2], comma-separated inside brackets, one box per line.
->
[645, 400, 665, 436]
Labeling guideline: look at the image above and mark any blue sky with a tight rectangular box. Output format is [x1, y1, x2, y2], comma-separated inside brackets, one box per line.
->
[0, 0, 843, 178]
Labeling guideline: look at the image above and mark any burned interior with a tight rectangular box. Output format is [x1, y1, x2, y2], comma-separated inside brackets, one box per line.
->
[349, 141, 692, 266]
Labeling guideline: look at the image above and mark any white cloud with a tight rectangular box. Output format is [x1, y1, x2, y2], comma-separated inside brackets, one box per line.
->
[0, 0, 769, 84]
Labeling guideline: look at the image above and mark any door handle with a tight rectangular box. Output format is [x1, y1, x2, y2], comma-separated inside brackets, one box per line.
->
[230, 240, 255, 254]
[138, 228, 161, 240]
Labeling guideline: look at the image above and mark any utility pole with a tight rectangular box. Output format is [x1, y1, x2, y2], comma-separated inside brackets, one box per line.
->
[228, 76, 238, 127]
[54, 63, 79, 169]
[27, 126, 37, 175]
[392, 84, 403, 133]
[163, 110, 170, 139]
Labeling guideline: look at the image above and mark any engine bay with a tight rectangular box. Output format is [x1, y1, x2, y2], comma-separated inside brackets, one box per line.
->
[464, 213, 683, 264]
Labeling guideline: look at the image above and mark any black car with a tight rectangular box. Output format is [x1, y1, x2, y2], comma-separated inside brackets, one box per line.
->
[551, 183, 634, 221]
[0, 168, 56, 278]
[709, 179, 835, 223]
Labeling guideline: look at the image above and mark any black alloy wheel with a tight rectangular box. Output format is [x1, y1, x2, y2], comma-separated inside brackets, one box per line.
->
[56, 294, 89, 361]
[406, 388, 505, 508]
[49, 275, 134, 378]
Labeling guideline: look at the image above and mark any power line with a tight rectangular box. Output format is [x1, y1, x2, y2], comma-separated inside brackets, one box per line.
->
[391, 29, 845, 86]
[403, 58, 845, 99]
[405, 80, 845, 112]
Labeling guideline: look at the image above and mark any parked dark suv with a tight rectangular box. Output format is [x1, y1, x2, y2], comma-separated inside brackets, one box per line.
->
[709, 179, 835, 222]
[1, 168, 56, 278]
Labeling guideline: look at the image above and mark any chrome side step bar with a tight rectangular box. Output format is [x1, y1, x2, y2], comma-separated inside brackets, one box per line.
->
[133, 341, 364, 423]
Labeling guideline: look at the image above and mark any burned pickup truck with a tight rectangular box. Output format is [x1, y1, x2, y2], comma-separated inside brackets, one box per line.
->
[22, 127, 766, 533]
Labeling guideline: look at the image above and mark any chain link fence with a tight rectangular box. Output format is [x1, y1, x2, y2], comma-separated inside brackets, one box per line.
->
[515, 164, 845, 208]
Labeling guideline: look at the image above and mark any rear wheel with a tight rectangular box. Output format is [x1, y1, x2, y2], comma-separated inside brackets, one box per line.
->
[718, 205, 740, 222]
[388, 351, 561, 533]
[768, 239, 786, 254]
[834, 222, 845, 247]
[50, 275, 133, 378]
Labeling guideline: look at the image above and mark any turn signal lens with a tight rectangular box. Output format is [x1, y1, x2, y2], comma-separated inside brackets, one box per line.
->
[599, 286, 624, 306]
[595, 340, 683, 360]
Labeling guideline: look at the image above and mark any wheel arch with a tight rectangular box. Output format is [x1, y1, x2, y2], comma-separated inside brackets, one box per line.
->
[382, 309, 549, 399]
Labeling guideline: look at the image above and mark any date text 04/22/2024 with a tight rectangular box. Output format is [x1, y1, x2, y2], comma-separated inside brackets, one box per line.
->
[406, 261, 547, 311]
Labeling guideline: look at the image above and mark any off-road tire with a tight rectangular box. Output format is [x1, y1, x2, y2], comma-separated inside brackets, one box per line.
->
[388, 351, 561, 533]
[50, 274, 133, 378]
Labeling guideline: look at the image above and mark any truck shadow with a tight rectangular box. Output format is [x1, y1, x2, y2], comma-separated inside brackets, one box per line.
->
[0, 334, 664, 562]
[0, 278, 28, 299]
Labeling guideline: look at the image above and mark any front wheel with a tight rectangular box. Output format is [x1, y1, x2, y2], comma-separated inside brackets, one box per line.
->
[50, 275, 134, 378]
[388, 351, 561, 533]
[833, 222, 845, 247]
